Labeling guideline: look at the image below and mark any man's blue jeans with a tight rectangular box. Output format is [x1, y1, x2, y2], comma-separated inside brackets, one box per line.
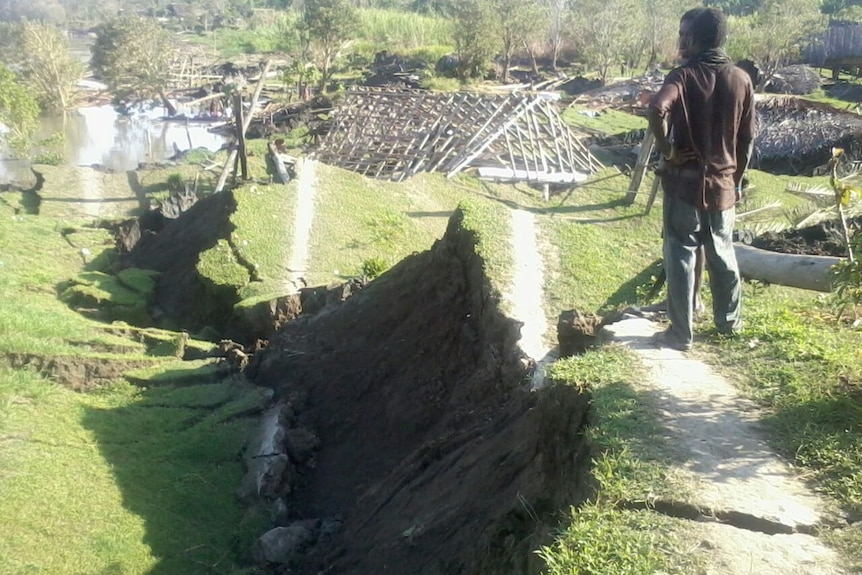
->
[663, 193, 742, 345]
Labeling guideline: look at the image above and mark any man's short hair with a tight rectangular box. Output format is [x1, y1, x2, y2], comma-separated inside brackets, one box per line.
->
[681, 7, 705, 23]
[691, 7, 727, 49]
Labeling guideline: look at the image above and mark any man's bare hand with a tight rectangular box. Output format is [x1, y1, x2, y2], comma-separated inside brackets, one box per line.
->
[665, 145, 698, 165]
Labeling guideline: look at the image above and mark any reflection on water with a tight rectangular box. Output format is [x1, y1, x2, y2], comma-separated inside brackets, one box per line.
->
[0, 104, 229, 184]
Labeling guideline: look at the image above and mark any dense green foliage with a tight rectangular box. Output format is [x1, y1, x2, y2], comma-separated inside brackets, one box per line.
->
[301, 0, 359, 87]
[0, 63, 39, 152]
[90, 16, 175, 110]
[7, 22, 83, 111]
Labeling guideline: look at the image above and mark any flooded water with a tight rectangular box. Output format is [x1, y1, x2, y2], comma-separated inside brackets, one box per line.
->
[0, 104, 230, 184]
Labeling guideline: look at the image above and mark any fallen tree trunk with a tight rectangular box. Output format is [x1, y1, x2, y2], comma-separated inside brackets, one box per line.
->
[734, 243, 842, 292]
[267, 142, 292, 184]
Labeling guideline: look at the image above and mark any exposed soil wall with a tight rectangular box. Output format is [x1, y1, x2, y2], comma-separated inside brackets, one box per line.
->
[121, 190, 239, 333]
[246, 210, 593, 575]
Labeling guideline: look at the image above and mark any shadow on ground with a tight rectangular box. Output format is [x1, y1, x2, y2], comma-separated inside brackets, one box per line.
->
[81, 376, 268, 574]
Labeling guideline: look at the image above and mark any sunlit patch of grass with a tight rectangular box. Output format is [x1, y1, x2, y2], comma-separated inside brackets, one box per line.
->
[543, 347, 698, 574]
[0, 366, 264, 575]
[561, 105, 648, 135]
[306, 164, 446, 285]
[538, 503, 695, 575]
[701, 283, 862, 562]
[538, 171, 663, 313]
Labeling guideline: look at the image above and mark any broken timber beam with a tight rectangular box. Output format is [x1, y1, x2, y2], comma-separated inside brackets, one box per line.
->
[267, 141, 292, 184]
[625, 131, 655, 204]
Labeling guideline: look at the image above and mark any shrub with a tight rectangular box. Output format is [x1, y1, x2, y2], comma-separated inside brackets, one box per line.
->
[831, 232, 862, 319]
[361, 257, 389, 280]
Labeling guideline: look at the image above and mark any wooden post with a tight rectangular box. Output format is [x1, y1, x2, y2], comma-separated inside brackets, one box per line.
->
[215, 59, 272, 193]
[645, 174, 661, 215]
[625, 131, 655, 204]
[234, 92, 248, 181]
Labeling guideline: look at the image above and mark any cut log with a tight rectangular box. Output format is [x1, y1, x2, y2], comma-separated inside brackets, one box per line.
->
[734, 243, 843, 292]
[268, 141, 291, 184]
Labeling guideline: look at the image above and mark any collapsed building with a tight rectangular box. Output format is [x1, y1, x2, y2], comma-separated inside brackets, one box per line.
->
[315, 88, 602, 192]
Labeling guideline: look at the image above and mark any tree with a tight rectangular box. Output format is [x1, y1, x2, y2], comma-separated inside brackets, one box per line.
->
[452, 0, 495, 80]
[570, 0, 642, 84]
[300, 0, 357, 90]
[491, 0, 545, 82]
[12, 23, 83, 112]
[90, 16, 177, 115]
[0, 63, 40, 154]
[642, 0, 688, 69]
[727, 0, 825, 90]
[542, 0, 570, 70]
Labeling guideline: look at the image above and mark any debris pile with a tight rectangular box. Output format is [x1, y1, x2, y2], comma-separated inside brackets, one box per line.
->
[754, 96, 862, 175]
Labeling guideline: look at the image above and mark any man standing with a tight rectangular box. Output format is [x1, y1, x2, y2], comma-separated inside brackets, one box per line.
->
[647, 7, 755, 351]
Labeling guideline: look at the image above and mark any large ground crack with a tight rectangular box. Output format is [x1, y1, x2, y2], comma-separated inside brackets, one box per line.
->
[620, 498, 844, 536]
[241, 209, 594, 574]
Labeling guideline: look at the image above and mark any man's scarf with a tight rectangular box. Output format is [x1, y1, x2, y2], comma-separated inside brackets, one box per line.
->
[688, 48, 732, 69]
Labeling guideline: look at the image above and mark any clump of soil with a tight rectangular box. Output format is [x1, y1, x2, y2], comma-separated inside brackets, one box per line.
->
[748, 216, 862, 257]
[246, 209, 593, 575]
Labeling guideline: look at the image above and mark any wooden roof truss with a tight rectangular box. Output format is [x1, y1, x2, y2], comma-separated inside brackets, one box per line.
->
[315, 88, 602, 183]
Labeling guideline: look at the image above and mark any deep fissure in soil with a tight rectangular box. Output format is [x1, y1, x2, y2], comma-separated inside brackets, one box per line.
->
[242, 211, 594, 574]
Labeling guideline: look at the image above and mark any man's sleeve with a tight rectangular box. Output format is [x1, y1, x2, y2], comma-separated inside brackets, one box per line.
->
[648, 69, 683, 118]
[738, 79, 755, 146]
[734, 78, 756, 192]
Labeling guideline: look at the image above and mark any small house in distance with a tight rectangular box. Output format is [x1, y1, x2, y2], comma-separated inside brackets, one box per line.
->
[805, 20, 862, 80]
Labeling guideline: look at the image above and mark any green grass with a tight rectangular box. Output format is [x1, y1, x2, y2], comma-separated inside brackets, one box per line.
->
[562, 105, 648, 136]
[541, 348, 698, 574]
[697, 284, 862, 569]
[355, 8, 453, 52]
[528, 137, 862, 571]
[0, 207, 135, 355]
[306, 164, 445, 285]
[231, 181, 298, 299]
[0, 160, 265, 574]
[538, 169, 663, 313]
[0, 367, 264, 575]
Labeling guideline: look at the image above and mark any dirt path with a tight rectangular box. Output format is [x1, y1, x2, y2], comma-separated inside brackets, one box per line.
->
[286, 158, 317, 293]
[79, 166, 102, 218]
[503, 209, 554, 388]
[604, 315, 847, 574]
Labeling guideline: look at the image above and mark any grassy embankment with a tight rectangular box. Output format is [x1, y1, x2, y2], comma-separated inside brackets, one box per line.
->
[0, 139, 520, 574]
[0, 163, 270, 574]
[2, 83, 861, 574]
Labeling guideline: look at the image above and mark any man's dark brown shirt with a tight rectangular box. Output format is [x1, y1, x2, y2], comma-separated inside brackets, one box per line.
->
[650, 59, 755, 211]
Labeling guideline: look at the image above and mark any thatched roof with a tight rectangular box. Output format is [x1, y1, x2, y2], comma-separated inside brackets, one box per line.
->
[754, 96, 862, 175]
[315, 88, 601, 183]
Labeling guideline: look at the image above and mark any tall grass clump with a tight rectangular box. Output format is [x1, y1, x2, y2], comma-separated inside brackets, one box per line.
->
[356, 8, 453, 52]
[207, 12, 300, 57]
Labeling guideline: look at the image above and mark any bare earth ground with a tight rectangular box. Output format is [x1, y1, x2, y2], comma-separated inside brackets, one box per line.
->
[603, 316, 847, 574]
